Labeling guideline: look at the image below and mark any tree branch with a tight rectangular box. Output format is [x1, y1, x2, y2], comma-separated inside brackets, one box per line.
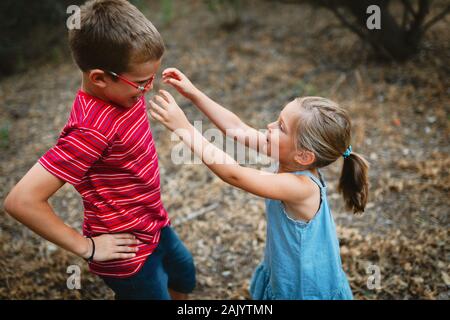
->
[422, 4, 450, 32]
[401, 0, 418, 18]
[409, 0, 431, 32]
[324, 1, 396, 60]
[326, 2, 367, 41]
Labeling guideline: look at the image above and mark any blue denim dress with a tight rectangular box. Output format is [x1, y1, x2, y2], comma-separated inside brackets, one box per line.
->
[250, 169, 353, 300]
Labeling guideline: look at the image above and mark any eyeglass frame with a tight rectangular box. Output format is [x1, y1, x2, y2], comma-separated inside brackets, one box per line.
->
[106, 70, 155, 93]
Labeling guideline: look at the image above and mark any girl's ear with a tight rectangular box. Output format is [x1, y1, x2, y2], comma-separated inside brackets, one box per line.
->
[88, 69, 108, 89]
[294, 149, 315, 166]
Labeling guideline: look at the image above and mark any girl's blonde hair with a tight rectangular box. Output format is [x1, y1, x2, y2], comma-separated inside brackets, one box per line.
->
[294, 97, 369, 214]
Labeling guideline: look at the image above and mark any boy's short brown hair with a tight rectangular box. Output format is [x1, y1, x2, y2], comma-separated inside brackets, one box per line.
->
[69, 0, 164, 73]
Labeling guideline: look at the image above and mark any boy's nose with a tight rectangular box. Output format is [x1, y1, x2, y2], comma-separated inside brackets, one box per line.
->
[143, 83, 153, 92]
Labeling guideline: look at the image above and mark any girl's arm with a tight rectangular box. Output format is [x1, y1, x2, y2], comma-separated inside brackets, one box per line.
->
[3, 163, 141, 261]
[178, 123, 311, 202]
[162, 68, 269, 155]
[150, 91, 313, 202]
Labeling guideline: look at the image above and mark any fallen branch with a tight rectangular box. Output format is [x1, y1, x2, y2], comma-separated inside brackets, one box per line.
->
[172, 203, 220, 226]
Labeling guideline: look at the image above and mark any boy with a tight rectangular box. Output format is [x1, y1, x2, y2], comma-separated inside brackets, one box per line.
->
[3, 0, 195, 300]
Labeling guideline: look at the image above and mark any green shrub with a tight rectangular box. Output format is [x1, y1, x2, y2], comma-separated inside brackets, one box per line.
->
[0, 0, 145, 78]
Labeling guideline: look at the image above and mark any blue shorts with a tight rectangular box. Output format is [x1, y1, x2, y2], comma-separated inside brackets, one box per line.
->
[100, 226, 196, 300]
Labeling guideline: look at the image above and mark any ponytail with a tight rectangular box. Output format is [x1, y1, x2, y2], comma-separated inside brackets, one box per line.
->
[338, 152, 369, 214]
[293, 97, 369, 213]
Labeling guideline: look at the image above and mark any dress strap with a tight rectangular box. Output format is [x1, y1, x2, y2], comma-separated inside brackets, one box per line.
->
[293, 169, 327, 190]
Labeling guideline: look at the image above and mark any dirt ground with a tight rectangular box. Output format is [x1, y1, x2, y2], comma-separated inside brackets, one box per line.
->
[0, 0, 448, 299]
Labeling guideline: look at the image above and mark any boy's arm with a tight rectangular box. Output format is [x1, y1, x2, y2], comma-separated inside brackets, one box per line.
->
[163, 68, 269, 154]
[3, 163, 140, 261]
[3, 162, 91, 258]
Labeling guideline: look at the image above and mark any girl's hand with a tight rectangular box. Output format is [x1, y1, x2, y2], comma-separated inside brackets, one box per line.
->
[85, 233, 143, 262]
[162, 68, 198, 100]
[149, 90, 191, 132]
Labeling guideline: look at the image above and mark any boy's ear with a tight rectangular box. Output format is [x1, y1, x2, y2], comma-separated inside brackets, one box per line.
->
[88, 69, 108, 88]
[294, 150, 315, 166]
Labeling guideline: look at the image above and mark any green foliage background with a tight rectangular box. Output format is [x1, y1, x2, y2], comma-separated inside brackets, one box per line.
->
[0, 0, 143, 77]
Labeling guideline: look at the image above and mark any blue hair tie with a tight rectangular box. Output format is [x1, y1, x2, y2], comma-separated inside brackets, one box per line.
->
[343, 145, 352, 159]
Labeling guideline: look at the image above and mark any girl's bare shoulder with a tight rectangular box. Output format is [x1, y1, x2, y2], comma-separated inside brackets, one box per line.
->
[282, 173, 321, 222]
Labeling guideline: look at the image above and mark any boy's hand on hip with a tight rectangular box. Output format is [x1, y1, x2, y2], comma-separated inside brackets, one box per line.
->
[162, 68, 198, 100]
[149, 90, 190, 132]
[84, 233, 142, 262]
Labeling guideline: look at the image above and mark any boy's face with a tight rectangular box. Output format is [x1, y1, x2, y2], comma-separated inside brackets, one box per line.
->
[102, 59, 161, 108]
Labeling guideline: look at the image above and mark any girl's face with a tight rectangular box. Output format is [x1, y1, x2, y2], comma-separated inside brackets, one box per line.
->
[266, 100, 301, 164]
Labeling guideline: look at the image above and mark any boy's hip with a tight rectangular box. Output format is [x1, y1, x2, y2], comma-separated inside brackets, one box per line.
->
[99, 226, 196, 299]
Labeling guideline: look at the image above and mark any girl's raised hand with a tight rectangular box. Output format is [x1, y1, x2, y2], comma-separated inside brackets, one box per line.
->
[162, 68, 198, 100]
[149, 90, 190, 132]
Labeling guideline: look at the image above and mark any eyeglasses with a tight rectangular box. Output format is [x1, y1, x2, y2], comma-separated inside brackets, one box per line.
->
[106, 71, 155, 93]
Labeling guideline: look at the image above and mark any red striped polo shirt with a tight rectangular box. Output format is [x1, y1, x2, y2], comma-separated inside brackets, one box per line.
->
[39, 90, 170, 278]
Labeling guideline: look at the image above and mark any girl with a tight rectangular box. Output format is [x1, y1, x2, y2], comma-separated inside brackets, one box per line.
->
[149, 68, 369, 300]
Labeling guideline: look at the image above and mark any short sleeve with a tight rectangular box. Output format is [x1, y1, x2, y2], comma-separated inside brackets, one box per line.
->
[39, 127, 110, 185]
